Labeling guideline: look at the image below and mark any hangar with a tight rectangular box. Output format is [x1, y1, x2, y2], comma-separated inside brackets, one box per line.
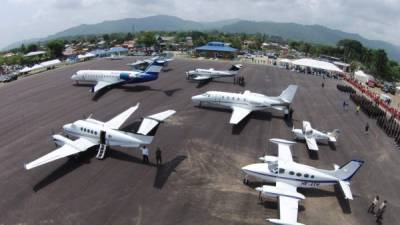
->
[195, 42, 238, 59]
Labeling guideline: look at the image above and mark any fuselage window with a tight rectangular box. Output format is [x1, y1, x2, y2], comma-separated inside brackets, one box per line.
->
[94, 131, 97, 135]
[311, 175, 315, 179]
[83, 128, 86, 132]
[279, 168, 285, 174]
[80, 128, 83, 131]
[289, 171, 295, 175]
[296, 173, 302, 177]
[304, 174, 309, 178]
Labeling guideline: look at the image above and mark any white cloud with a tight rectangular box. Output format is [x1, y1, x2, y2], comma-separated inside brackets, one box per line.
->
[0, 0, 399, 49]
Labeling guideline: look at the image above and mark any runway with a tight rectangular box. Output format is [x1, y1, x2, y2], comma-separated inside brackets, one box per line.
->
[0, 57, 398, 225]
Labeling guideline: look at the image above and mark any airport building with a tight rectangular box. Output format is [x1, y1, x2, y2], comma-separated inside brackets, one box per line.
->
[195, 42, 238, 59]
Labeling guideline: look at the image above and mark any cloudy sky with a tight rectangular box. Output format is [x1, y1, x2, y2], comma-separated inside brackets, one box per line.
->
[1, 0, 399, 49]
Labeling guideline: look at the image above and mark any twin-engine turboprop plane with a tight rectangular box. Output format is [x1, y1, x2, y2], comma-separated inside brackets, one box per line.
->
[24, 103, 176, 170]
[186, 64, 242, 81]
[292, 121, 340, 151]
[71, 60, 165, 93]
[191, 85, 298, 124]
[242, 139, 363, 225]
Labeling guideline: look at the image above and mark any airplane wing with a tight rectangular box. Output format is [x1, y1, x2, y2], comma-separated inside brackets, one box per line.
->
[270, 139, 294, 162]
[338, 180, 353, 200]
[137, 110, 176, 135]
[229, 106, 252, 124]
[25, 137, 96, 170]
[305, 137, 319, 151]
[267, 182, 304, 225]
[105, 103, 140, 129]
[92, 80, 119, 93]
[192, 76, 212, 81]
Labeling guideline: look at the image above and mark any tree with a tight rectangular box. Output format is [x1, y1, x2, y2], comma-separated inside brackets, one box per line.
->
[372, 49, 389, 77]
[337, 39, 364, 62]
[26, 43, 39, 53]
[19, 44, 26, 54]
[47, 39, 65, 58]
[125, 32, 133, 40]
[137, 31, 156, 47]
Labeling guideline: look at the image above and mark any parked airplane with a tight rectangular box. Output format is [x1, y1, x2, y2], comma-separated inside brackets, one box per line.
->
[24, 103, 176, 170]
[191, 85, 298, 124]
[186, 64, 242, 81]
[71, 60, 165, 93]
[292, 121, 340, 151]
[127, 56, 173, 70]
[242, 139, 363, 225]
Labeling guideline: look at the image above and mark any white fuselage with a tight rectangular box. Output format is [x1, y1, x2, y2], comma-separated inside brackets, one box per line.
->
[292, 128, 329, 141]
[191, 91, 288, 111]
[242, 160, 339, 188]
[71, 70, 142, 84]
[62, 119, 152, 147]
[186, 68, 237, 79]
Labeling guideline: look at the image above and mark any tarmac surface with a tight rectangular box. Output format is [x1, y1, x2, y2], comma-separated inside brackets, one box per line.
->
[0, 57, 399, 225]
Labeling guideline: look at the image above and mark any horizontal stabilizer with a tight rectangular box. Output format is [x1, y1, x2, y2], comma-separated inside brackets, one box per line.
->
[137, 110, 176, 135]
[338, 180, 353, 200]
[267, 218, 305, 225]
[105, 103, 140, 129]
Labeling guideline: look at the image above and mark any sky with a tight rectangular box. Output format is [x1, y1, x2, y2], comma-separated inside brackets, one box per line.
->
[1, 0, 400, 49]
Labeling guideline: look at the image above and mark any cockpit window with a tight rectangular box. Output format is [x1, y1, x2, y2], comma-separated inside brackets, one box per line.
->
[268, 162, 278, 174]
[305, 130, 313, 135]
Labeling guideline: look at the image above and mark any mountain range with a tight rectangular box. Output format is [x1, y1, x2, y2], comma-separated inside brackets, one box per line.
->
[4, 15, 400, 61]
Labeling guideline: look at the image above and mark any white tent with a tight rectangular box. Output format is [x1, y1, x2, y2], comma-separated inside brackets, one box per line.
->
[291, 58, 343, 73]
[354, 70, 374, 83]
[40, 59, 61, 68]
[30, 64, 44, 71]
[19, 66, 32, 73]
[278, 58, 292, 63]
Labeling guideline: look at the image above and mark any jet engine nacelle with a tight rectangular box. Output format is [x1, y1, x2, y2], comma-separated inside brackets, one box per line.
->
[259, 155, 278, 163]
[52, 134, 78, 148]
[256, 185, 305, 200]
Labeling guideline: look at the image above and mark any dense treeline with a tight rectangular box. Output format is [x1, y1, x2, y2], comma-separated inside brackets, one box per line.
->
[289, 39, 400, 81]
[1, 31, 399, 81]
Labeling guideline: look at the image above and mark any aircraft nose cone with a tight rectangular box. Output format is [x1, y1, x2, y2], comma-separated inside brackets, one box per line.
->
[191, 95, 202, 102]
[255, 186, 263, 192]
[71, 74, 77, 80]
[63, 123, 72, 131]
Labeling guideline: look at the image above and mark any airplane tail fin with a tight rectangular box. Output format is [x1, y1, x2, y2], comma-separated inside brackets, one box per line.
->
[279, 85, 298, 103]
[327, 129, 340, 142]
[136, 110, 176, 136]
[144, 61, 164, 76]
[332, 160, 364, 181]
[229, 64, 242, 71]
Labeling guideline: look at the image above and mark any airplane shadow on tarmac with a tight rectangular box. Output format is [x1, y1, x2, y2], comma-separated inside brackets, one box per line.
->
[194, 79, 235, 88]
[33, 148, 97, 192]
[153, 155, 186, 189]
[33, 148, 186, 191]
[90, 85, 182, 101]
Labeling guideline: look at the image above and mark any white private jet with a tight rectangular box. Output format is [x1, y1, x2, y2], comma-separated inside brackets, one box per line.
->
[71, 60, 165, 93]
[242, 139, 364, 225]
[292, 121, 340, 151]
[191, 85, 298, 124]
[24, 103, 176, 170]
[186, 64, 242, 81]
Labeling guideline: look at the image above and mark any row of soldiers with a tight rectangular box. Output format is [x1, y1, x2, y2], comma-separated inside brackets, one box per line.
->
[336, 84, 356, 94]
[234, 76, 245, 86]
[349, 93, 400, 146]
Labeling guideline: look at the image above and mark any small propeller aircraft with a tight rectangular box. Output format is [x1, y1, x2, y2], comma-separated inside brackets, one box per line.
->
[191, 85, 298, 124]
[186, 64, 242, 81]
[242, 139, 364, 225]
[24, 103, 176, 170]
[292, 121, 340, 151]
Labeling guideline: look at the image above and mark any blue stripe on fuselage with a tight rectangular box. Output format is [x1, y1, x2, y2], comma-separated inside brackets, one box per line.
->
[123, 72, 158, 84]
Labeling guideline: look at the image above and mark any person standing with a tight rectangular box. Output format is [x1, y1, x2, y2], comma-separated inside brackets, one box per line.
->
[321, 82, 325, 88]
[376, 200, 387, 223]
[365, 123, 370, 135]
[141, 145, 149, 164]
[156, 147, 162, 166]
[368, 195, 379, 214]
[356, 105, 360, 115]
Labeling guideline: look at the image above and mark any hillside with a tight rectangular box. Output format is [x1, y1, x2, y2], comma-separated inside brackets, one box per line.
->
[4, 15, 400, 60]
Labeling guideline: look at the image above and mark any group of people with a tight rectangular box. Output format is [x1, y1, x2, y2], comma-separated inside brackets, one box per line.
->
[368, 196, 387, 224]
[233, 76, 245, 86]
[140, 146, 163, 166]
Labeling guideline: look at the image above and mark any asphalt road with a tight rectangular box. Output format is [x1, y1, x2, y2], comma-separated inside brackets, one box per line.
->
[0, 57, 398, 225]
